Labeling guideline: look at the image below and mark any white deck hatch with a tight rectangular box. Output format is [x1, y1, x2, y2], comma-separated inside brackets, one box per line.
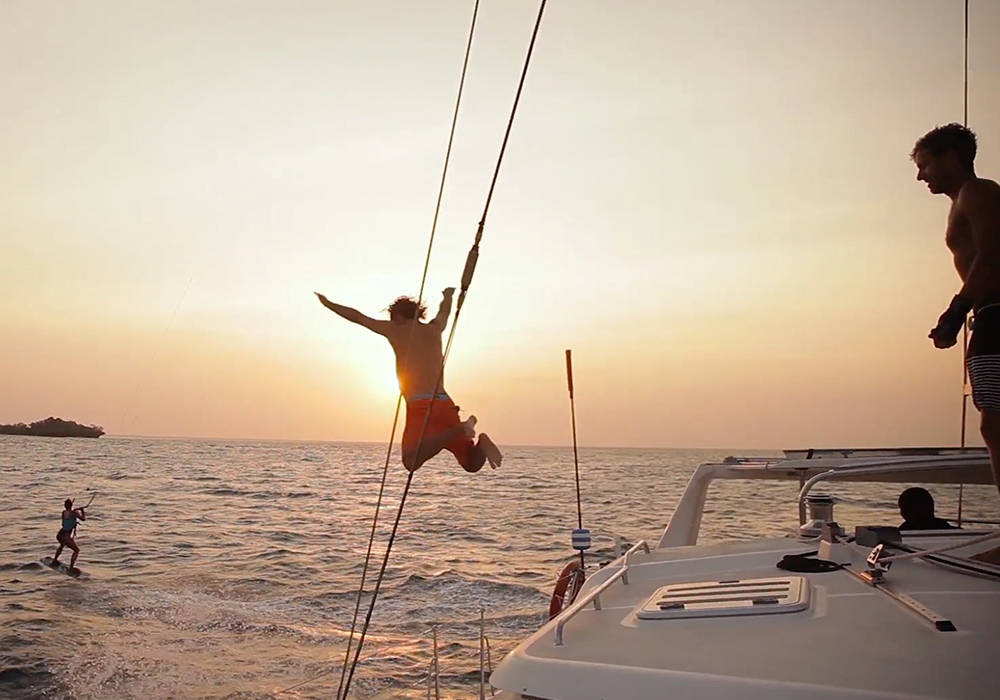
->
[636, 576, 811, 620]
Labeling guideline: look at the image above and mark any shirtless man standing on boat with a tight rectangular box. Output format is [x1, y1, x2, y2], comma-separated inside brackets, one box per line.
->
[914, 124, 1000, 535]
[315, 288, 502, 473]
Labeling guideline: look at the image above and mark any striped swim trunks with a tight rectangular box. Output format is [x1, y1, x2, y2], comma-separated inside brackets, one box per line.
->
[968, 302, 1000, 412]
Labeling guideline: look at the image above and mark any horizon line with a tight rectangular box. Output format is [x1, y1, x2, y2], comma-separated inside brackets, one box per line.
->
[18, 432, 981, 455]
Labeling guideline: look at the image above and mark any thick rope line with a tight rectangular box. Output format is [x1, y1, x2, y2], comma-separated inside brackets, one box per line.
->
[334, 4, 483, 699]
[340, 309, 456, 700]
[338, 328, 456, 699]
[339, 2, 549, 698]
[889, 542, 1000, 582]
[476, 0, 548, 238]
[963, 0, 969, 127]
[880, 530, 1000, 564]
[418, 0, 483, 304]
[340, 472, 414, 699]
[434, 0, 552, 421]
[275, 626, 437, 695]
[334, 397, 403, 700]
[442, 0, 549, 368]
[957, 0, 971, 523]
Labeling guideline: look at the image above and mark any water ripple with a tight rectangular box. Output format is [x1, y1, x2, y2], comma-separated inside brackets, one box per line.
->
[1, 435, 996, 699]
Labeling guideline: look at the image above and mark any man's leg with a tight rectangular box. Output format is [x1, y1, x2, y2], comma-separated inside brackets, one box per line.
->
[68, 540, 80, 571]
[971, 409, 1000, 566]
[460, 436, 488, 474]
[982, 408, 1000, 498]
[446, 417, 490, 473]
[52, 543, 64, 564]
[403, 424, 468, 473]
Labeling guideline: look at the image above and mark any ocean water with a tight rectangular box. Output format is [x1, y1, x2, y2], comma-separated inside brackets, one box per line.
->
[2, 436, 998, 700]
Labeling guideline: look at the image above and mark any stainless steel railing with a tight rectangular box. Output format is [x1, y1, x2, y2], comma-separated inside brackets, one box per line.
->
[554, 540, 650, 646]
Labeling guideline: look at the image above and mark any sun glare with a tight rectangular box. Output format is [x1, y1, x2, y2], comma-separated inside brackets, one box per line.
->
[352, 353, 401, 401]
[381, 371, 402, 400]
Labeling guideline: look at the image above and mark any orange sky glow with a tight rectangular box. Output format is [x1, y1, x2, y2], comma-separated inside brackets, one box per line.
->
[2, 1, 999, 449]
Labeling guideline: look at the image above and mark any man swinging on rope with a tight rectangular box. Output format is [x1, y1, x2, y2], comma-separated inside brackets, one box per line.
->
[316, 287, 503, 473]
[914, 124, 1000, 563]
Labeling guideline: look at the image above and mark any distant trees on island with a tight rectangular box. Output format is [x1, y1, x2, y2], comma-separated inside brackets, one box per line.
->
[0, 417, 105, 438]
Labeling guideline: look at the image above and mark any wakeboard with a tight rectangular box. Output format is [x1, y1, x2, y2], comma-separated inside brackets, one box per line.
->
[41, 557, 84, 578]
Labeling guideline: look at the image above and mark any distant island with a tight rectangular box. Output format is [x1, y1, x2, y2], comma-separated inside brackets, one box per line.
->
[0, 417, 105, 438]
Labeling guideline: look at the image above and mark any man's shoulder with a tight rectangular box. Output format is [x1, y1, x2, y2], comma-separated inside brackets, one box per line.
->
[402, 319, 440, 333]
[955, 178, 1000, 222]
[960, 177, 1000, 202]
[384, 320, 435, 341]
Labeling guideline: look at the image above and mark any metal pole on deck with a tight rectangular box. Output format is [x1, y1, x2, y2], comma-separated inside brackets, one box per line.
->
[479, 609, 486, 700]
[432, 625, 440, 700]
[485, 635, 495, 696]
[566, 349, 587, 570]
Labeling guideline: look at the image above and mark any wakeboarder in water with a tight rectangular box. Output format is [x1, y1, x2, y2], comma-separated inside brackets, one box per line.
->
[316, 287, 503, 473]
[51, 498, 87, 574]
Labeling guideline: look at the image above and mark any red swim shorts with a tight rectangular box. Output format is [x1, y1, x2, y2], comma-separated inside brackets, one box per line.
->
[402, 395, 475, 469]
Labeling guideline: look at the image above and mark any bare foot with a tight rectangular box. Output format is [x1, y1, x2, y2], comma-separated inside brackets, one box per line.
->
[463, 415, 477, 439]
[478, 433, 503, 469]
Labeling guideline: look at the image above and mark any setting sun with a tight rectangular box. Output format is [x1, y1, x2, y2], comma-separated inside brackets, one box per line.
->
[2, 0, 998, 451]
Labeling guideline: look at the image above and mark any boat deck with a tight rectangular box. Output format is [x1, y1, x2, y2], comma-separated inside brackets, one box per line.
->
[492, 534, 1000, 700]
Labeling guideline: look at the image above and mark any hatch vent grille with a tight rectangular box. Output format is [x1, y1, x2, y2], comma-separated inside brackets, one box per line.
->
[636, 576, 810, 620]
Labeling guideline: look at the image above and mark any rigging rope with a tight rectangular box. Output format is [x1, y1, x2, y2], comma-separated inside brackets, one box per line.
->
[963, 0, 969, 127]
[879, 530, 1000, 564]
[339, 2, 549, 698]
[957, 0, 970, 525]
[276, 627, 438, 695]
[444, 0, 549, 367]
[72, 490, 98, 538]
[334, 3, 484, 699]
[888, 541, 1000, 582]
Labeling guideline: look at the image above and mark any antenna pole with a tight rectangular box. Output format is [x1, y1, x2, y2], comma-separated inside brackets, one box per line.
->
[566, 350, 585, 569]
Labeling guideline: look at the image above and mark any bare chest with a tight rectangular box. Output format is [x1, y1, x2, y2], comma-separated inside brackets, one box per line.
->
[945, 205, 970, 251]
[945, 206, 976, 279]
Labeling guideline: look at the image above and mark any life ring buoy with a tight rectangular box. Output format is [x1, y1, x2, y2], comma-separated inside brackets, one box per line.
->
[549, 561, 586, 619]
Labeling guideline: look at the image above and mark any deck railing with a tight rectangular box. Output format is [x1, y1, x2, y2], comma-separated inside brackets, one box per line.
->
[553, 540, 650, 646]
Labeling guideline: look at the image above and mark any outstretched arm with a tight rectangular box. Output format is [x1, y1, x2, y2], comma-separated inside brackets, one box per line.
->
[315, 293, 390, 335]
[430, 288, 455, 331]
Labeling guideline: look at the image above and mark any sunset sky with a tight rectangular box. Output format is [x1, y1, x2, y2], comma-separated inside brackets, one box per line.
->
[2, 0, 999, 448]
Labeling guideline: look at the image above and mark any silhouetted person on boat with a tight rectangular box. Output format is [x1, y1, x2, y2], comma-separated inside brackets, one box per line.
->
[316, 288, 502, 473]
[51, 498, 86, 573]
[915, 125, 1000, 490]
[914, 124, 1000, 565]
[898, 487, 955, 531]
